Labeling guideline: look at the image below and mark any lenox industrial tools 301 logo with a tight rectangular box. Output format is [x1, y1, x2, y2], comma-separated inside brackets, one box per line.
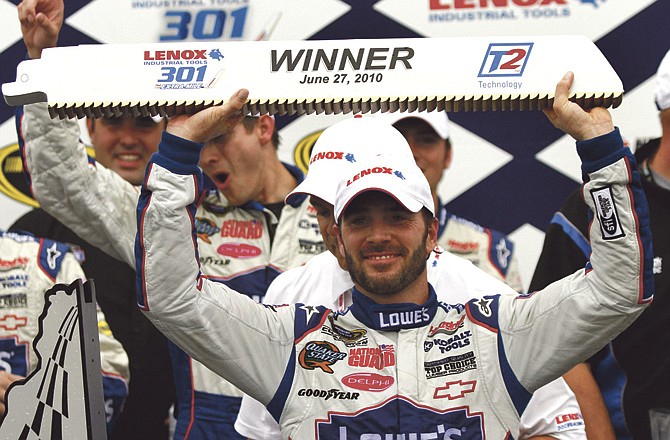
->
[478, 43, 533, 77]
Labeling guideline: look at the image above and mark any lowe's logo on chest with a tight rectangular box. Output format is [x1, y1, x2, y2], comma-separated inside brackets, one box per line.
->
[316, 398, 483, 439]
[379, 308, 430, 328]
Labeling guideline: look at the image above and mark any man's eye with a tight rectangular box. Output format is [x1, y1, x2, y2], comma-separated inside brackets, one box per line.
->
[350, 216, 367, 225]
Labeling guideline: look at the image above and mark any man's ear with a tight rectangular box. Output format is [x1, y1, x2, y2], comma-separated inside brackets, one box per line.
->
[426, 217, 438, 255]
[335, 224, 346, 260]
[257, 115, 275, 145]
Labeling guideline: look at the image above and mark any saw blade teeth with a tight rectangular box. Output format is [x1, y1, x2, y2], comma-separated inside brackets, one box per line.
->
[396, 97, 407, 113]
[145, 102, 155, 116]
[43, 90, 624, 119]
[314, 100, 324, 115]
[111, 104, 123, 117]
[246, 99, 258, 116]
[499, 96, 511, 111]
[321, 99, 332, 115]
[276, 99, 288, 116]
[350, 98, 361, 114]
[137, 102, 151, 117]
[479, 95, 490, 112]
[491, 95, 501, 111]
[74, 105, 86, 119]
[294, 99, 304, 115]
[93, 103, 103, 118]
[308, 99, 318, 115]
[386, 97, 398, 113]
[466, 96, 478, 112]
[276, 100, 287, 115]
[382, 99, 392, 113]
[361, 97, 371, 114]
[284, 100, 295, 115]
[370, 98, 381, 114]
[341, 99, 351, 114]
[183, 101, 195, 115]
[303, 100, 313, 115]
[101, 104, 113, 118]
[464, 97, 474, 112]
[332, 99, 342, 114]
[358, 98, 369, 114]
[155, 101, 168, 117]
[63, 103, 76, 119]
[366, 97, 376, 114]
[372, 98, 381, 113]
[450, 97, 461, 112]
[417, 97, 426, 112]
[416, 96, 429, 112]
[408, 97, 419, 113]
[517, 95, 530, 111]
[435, 98, 444, 112]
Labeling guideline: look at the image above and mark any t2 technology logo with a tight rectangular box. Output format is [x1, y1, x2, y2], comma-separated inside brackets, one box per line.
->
[478, 43, 533, 77]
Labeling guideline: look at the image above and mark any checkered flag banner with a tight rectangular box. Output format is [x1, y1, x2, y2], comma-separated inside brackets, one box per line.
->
[0, 280, 107, 440]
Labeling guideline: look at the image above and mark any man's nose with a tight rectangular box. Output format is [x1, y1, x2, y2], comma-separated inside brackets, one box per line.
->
[118, 124, 140, 146]
[366, 218, 392, 242]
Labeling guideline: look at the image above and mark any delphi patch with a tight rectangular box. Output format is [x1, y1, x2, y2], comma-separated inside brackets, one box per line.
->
[590, 186, 624, 240]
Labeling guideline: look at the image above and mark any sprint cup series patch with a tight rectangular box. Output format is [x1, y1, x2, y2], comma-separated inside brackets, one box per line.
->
[590, 186, 624, 240]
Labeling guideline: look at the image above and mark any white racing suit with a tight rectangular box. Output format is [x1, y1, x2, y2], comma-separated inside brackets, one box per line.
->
[136, 128, 653, 439]
[0, 230, 129, 431]
[19, 102, 323, 439]
[234, 251, 586, 439]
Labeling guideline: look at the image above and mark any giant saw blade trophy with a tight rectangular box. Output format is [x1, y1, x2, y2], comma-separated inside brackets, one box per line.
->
[2, 35, 622, 119]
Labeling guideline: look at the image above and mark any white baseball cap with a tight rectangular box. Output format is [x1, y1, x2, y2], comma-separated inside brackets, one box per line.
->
[374, 110, 450, 140]
[334, 153, 434, 223]
[285, 116, 413, 205]
[655, 49, 670, 111]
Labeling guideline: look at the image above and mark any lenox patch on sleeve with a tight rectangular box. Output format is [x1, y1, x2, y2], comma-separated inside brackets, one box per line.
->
[590, 186, 625, 240]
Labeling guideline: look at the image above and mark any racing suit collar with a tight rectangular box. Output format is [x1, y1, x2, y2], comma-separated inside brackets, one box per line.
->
[349, 285, 438, 331]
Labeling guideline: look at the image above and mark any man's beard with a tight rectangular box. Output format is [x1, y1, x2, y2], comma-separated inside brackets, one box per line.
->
[345, 237, 428, 296]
